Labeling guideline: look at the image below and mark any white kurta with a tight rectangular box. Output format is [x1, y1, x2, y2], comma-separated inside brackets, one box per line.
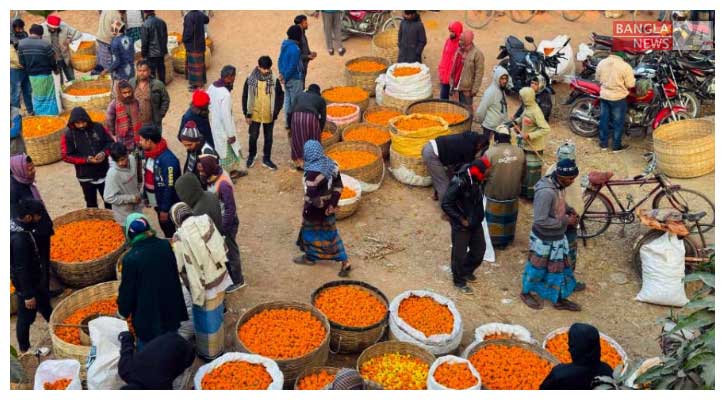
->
[207, 84, 241, 160]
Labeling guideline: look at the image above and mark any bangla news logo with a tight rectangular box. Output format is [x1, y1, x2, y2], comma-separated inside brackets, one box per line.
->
[613, 21, 714, 51]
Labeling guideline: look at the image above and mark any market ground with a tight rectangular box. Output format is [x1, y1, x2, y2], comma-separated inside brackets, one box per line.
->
[11, 11, 715, 382]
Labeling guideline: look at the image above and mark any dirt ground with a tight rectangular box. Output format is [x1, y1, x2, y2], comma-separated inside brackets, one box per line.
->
[10, 10, 715, 384]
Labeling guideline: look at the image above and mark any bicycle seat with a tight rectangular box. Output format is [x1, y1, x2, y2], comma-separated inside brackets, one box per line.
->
[684, 211, 707, 222]
[588, 171, 613, 186]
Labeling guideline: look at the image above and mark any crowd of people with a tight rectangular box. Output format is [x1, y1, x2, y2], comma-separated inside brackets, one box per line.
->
[8, 10, 635, 390]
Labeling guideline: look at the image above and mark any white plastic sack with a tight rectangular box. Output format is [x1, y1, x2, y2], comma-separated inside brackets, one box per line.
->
[537, 36, 574, 83]
[635, 232, 688, 307]
[69, 33, 97, 52]
[388, 163, 431, 187]
[86, 317, 127, 390]
[375, 74, 386, 106]
[389, 290, 463, 355]
[473, 323, 534, 343]
[427, 355, 481, 390]
[385, 63, 433, 100]
[34, 359, 82, 390]
[481, 197, 495, 263]
[178, 284, 195, 340]
[358, 166, 385, 193]
[338, 174, 362, 206]
[193, 352, 284, 390]
[576, 43, 594, 62]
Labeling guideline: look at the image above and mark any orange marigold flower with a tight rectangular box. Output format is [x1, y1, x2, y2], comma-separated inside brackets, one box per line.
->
[297, 370, 336, 390]
[468, 344, 554, 390]
[323, 87, 369, 103]
[51, 219, 125, 263]
[545, 331, 623, 369]
[237, 308, 326, 360]
[44, 378, 72, 390]
[433, 361, 478, 390]
[314, 285, 387, 328]
[21, 116, 66, 139]
[398, 295, 454, 337]
[327, 150, 377, 170]
[201, 361, 272, 390]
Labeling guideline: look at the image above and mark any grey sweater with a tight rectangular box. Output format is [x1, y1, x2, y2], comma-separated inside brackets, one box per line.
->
[532, 175, 569, 241]
[476, 65, 509, 130]
[103, 155, 143, 226]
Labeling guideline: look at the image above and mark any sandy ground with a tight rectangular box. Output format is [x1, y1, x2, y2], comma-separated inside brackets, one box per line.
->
[11, 10, 714, 385]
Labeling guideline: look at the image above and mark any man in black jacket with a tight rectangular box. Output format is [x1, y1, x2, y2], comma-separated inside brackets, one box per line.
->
[182, 10, 210, 91]
[441, 157, 491, 294]
[130, 59, 171, 129]
[141, 11, 168, 83]
[294, 14, 317, 88]
[60, 107, 113, 209]
[422, 131, 488, 203]
[118, 331, 195, 389]
[397, 11, 427, 63]
[11, 199, 52, 354]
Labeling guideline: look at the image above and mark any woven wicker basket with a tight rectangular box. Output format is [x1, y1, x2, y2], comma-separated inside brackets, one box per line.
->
[51, 209, 126, 288]
[115, 248, 130, 281]
[61, 76, 113, 111]
[342, 122, 392, 159]
[653, 119, 714, 178]
[345, 56, 390, 97]
[543, 327, 629, 370]
[70, 53, 97, 73]
[168, 32, 214, 53]
[322, 86, 370, 114]
[357, 341, 435, 388]
[321, 121, 340, 148]
[465, 338, 558, 389]
[72, 41, 97, 56]
[363, 105, 403, 129]
[49, 280, 121, 380]
[235, 301, 331, 389]
[381, 91, 434, 112]
[164, 55, 174, 85]
[406, 99, 473, 135]
[294, 366, 340, 390]
[171, 46, 212, 74]
[371, 28, 399, 64]
[326, 141, 384, 190]
[389, 148, 430, 186]
[337, 174, 362, 220]
[327, 103, 360, 132]
[22, 116, 66, 166]
[311, 280, 389, 354]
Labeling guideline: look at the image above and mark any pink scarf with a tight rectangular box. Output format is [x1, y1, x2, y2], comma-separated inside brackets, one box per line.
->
[10, 154, 43, 203]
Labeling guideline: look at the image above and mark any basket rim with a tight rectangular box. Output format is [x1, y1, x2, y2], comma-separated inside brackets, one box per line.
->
[341, 122, 392, 146]
[325, 141, 383, 174]
[356, 340, 436, 372]
[50, 209, 126, 268]
[311, 280, 390, 332]
[322, 86, 370, 103]
[293, 366, 341, 390]
[542, 326, 629, 367]
[466, 338, 560, 366]
[21, 116, 66, 142]
[404, 99, 473, 127]
[345, 56, 390, 74]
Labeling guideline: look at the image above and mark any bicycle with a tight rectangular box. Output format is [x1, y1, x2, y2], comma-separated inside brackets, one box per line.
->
[578, 153, 714, 240]
[509, 10, 587, 24]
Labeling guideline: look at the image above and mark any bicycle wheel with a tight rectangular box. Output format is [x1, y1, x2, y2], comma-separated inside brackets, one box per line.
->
[653, 187, 715, 233]
[509, 10, 536, 24]
[381, 16, 403, 31]
[578, 190, 614, 239]
[561, 11, 585, 21]
[464, 10, 495, 29]
[632, 230, 701, 297]
[304, 10, 318, 16]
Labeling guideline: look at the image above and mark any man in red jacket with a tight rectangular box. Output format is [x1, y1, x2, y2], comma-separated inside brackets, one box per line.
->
[437, 20, 462, 100]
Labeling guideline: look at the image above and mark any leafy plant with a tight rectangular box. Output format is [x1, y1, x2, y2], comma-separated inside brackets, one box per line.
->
[593, 363, 639, 390]
[10, 346, 26, 384]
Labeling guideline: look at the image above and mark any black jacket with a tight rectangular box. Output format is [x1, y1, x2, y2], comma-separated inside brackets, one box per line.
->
[129, 77, 170, 127]
[441, 166, 485, 231]
[10, 176, 54, 238]
[61, 107, 113, 180]
[540, 323, 614, 390]
[434, 131, 483, 167]
[397, 15, 427, 63]
[10, 219, 46, 301]
[118, 331, 195, 390]
[182, 11, 209, 53]
[241, 77, 285, 121]
[299, 28, 312, 72]
[178, 108, 214, 148]
[141, 15, 168, 58]
[292, 90, 327, 128]
[17, 36, 57, 76]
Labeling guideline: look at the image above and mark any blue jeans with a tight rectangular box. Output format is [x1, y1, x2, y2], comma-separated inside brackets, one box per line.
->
[439, 83, 451, 100]
[599, 98, 627, 149]
[10, 68, 34, 114]
[284, 79, 303, 128]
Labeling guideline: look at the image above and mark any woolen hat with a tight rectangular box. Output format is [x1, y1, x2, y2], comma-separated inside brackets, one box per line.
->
[556, 158, 579, 177]
[46, 15, 61, 29]
[179, 120, 202, 142]
[191, 90, 210, 108]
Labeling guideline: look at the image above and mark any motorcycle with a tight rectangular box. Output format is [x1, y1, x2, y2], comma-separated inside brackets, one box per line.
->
[340, 11, 402, 40]
[636, 53, 703, 117]
[566, 52, 690, 138]
[497, 35, 570, 93]
[669, 54, 715, 102]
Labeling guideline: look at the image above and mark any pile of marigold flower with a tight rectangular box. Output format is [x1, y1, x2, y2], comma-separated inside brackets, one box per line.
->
[327, 150, 377, 170]
[347, 60, 387, 73]
[545, 331, 623, 369]
[340, 187, 357, 200]
[394, 116, 443, 131]
[484, 333, 514, 341]
[392, 66, 421, 77]
[238, 308, 326, 359]
[468, 343, 554, 390]
[51, 219, 124, 263]
[44, 378, 72, 390]
[76, 41, 95, 51]
[345, 126, 391, 146]
[62, 109, 106, 123]
[22, 116, 66, 139]
[327, 105, 358, 118]
[54, 298, 118, 345]
[297, 369, 336, 390]
[321, 130, 335, 142]
[201, 361, 272, 390]
[430, 112, 467, 125]
[365, 109, 402, 126]
[432, 361, 478, 390]
[323, 86, 369, 103]
[398, 295, 454, 337]
[314, 285, 387, 328]
[360, 352, 429, 390]
[64, 86, 110, 96]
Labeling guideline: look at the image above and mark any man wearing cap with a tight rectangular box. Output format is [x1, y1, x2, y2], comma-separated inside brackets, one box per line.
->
[179, 89, 215, 149]
[41, 15, 82, 82]
[595, 52, 635, 152]
[179, 120, 218, 176]
[129, 59, 170, 129]
[138, 125, 181, 238]
[441, 156, 491, 295]
[520, 159, 582, 312]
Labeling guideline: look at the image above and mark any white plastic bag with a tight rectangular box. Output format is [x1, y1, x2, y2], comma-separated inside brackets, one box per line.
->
[193, 352, 284, 390]
[34, 359, 82, 390]
[389, 290, 463, 355]
[576, 43, 594, 62]
[473, 323, 533, 343]
[385, 63, 433, 100]
[375, 74, 386, 106]
[481, 197, 495, 263]
[338, 174, 362, 206]
[427, 355, 481, 390]
[635, 232, 688, 307]
[86, 317, 127, 390]
[388, 162, 431, 187]
[537, 35, 574, 83]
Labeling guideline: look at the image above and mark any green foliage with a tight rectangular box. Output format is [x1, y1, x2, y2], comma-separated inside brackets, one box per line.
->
[10, 346, 26, 384]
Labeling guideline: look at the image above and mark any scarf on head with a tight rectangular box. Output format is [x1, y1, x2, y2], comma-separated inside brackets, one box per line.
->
[170, 202, 193, 228]
[303, 140, 337, 181]
[452, 31, 475, 88]
[198, 155, 222, 179]
[124, 212, 155, 245]
[10, 154, 43, 203]
[143, 137, 168, 159]
[247, 67, 274, 98]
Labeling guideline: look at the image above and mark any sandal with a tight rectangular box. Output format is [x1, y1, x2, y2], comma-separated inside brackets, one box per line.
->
[338, 264, 352, 277]
[554, 299, 582, 312]
[293, 255, 315, 266]
[520, 293, 543, 310]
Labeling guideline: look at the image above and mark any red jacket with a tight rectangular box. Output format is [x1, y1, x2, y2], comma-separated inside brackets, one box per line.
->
[438, 21, 463, 84]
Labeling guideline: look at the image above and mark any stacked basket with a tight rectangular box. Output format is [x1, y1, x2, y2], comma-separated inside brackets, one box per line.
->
[405, 99, 472, 135]
[321, 121, 340, 148]
[371, 28, 399, 64]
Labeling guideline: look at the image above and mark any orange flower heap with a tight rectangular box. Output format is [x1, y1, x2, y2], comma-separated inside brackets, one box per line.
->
[238, 308, 325, 359]
[314, 285, 387, 328]
[398, 295, 454, 337]
[345, 126, 391, 146]
[468, 344, 554, 390]
[44, 378, 72, 390]
[365, 109, 402, 126]
[62, 109, 106, 123]
[431, 112, 467, 125]
[347, 60, 387, 73]
[327, 150, 377, 170]
[201, 361, 272, 390]
[321, 130, 335, 141]
[54, 298, 118, 345]
[545, 331, 623, 369]
[22, 116, 66, 139]
[433, 361, 478, 390]
[77, 41, 94, 51]
[51, 219, 125, 263]
[11, 283, 16, 295]
[297, 370, 336, 390]
[484, 333, 514, 341]
[323, 86, 369, 103]
[392, 66, 421, 77]
[65, 86, 110, 96]
[340, 187, 357, 200]
[394, 117, 443, 131]
[360, 353, 428, 390]
[327, 105, 358, 118]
